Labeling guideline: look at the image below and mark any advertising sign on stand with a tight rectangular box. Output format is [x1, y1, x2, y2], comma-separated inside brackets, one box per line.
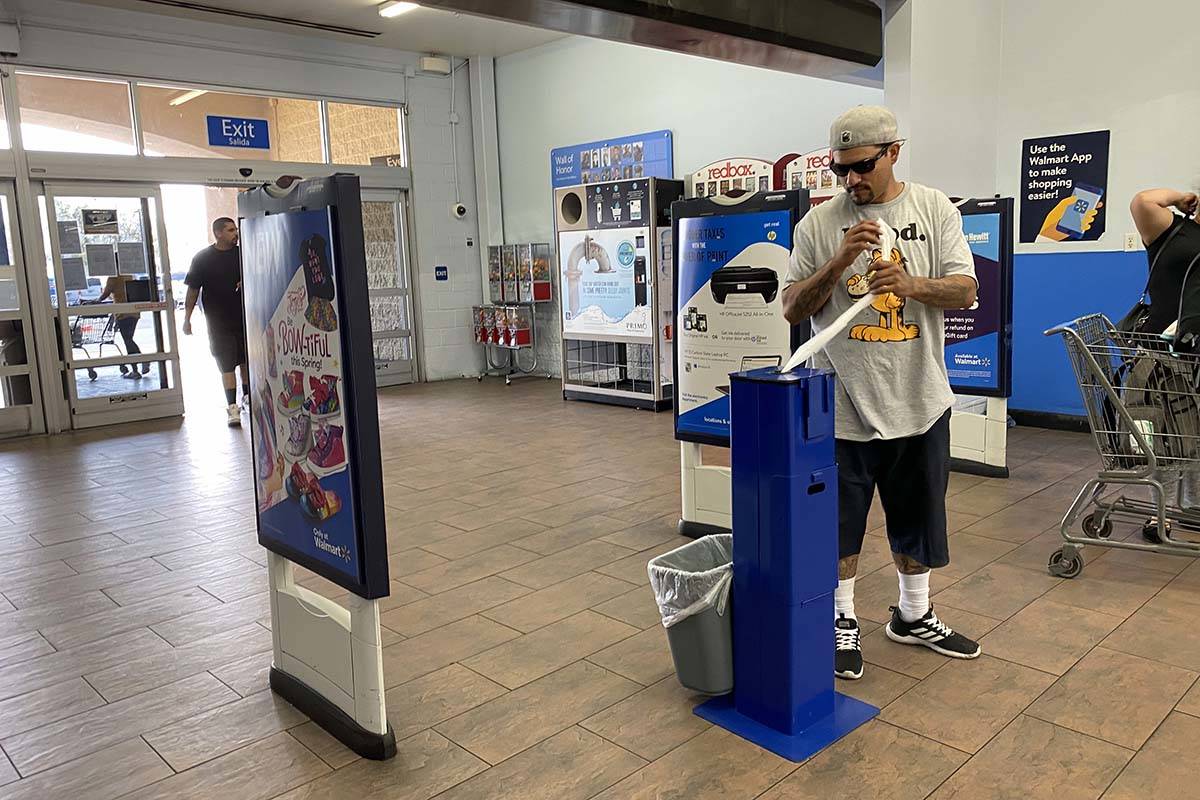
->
[559, 225, 652, 340]
[673, 190, 807, 445]
[1019, 130, 1109, 243]
[551, 130, 673, 189]
[687, 158, 774, 199]
[946, 198, 1014, 397]
[241, 181, 389, 599]
[777, 148, 840, 206]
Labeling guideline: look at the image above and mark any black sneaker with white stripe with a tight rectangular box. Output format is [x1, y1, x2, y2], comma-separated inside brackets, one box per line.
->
[834, 615, 863, 680]
[885, 605, 981, 659]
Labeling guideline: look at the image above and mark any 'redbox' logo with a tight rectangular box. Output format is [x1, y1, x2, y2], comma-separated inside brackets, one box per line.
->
[707, 161, 756, 180]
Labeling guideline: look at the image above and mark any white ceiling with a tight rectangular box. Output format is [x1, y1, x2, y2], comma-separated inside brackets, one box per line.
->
[66, 0, 565, 57]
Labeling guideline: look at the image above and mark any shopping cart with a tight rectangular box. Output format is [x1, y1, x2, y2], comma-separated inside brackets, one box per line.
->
[70, 306, 121, 381]
[1045, 313, 1200, 578]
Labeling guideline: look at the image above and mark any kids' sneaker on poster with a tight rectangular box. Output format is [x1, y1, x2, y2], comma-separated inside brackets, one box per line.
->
[304, 374, 340, 417]
[277, 370, 304, 415]
[308, 423, 346, 475]
[285, 462, 342, 521]
[284, 413, 313, 461]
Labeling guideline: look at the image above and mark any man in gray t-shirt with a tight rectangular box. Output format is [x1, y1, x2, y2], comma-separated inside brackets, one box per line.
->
[782, 106, 982, 682]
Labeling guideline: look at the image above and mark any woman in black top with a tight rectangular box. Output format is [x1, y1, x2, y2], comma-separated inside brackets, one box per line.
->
[1130, 188, 1200, 333]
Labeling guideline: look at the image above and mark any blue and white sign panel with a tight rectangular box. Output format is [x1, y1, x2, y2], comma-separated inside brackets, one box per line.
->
[551, 130, 673, 189]
[207, 115, 271, 150]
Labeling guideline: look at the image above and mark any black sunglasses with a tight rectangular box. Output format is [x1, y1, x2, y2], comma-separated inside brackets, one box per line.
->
[829, 144, 893, 178]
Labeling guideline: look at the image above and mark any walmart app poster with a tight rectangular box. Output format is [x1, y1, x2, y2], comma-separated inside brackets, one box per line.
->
[242, 208, 362, 584]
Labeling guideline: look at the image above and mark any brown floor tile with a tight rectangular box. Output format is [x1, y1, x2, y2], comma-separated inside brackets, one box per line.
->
[482, 571, 633, 632]
[0, 738, 171, 800]
[39, 587, 222, 650]
[384, 664, 508, 741]
[589, 726, 796, 800]
[144, 689, 308, 771]
[209, 650, 272, 697]
[599, 514, 682, 551]
[521, 495, 633, 529]
[880, 655, 1056, 753]
[97, 555, 261, 607]
[148, 591, 271, 646]
[1042, 559, 1173, 618]
[1178, 676, 1200, 717]
[85, 624, 271, 702]
[382, 615, 521, 688]
[1028, 647, 1196, 750]
[981, 598, 1124, 675]
[387, 547, 449, 578]
[0, 628, 171, 703]
[861, 606, 1000, 679]
[379, 576, 530, 637]
[587, 626, 674, 686]
[581, 676, 711, 760]
[0, 632, 53, 668]
[1103, 592, 1200, 671]
[1103, 712, 1200, 799]
[499, 541, 633, 590]
[932, 562, 1060, 619]
[0, 678, 105, 740]
[946, 482, 1039, 519]
[596, 537, 693, 585]
[959, 503, 1065, 544]
[435, 661, 640, 764]
[939, 533, 1020, 580]
[383, 520, 465, 550]
[2, 672, 238, 776]
[401, 545, 539, 594]
[276, 730, 485, 800]
[462, 610, 638, 689]
[761, 719, 966, 800]
[513, 514, 632, 556]
[838, 663, 917, 710]
[120, 731, 329, 800]
[433, 726, 644, 800]
[196, 567, 268, 603]
[420, 519, 548, 560]
[930, 715, 1131, 800]
[287, 721, 360, 769]
[593, 586, 663, 629]
[0, 750, 14, 787]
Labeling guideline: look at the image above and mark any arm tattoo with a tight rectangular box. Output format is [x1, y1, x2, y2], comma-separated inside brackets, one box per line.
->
[784, 261, 844, 322]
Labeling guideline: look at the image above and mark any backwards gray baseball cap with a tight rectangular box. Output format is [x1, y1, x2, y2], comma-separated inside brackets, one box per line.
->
[830, 105, 901, 151]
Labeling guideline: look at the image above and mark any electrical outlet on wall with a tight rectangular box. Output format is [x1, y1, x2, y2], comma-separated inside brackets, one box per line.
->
[1124, 233, 1140, 252]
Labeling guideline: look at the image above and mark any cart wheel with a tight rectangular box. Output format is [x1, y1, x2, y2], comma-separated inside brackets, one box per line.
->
[1048, 549, 1083, 579]
[1142, 520, 1165, 544]
[477, 375, 484, 382]
[1081, 513, 1112, 540]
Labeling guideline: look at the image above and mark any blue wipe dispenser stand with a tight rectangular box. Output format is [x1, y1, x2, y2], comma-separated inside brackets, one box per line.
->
[695, 366, 878, 761]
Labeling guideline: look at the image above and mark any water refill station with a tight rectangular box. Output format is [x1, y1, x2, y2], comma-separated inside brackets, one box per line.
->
[240, 175, 396, 760]
[694, 364, 878, 759]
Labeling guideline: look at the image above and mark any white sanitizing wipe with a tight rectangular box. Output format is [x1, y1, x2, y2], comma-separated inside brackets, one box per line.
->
[782, 219, 893, 373]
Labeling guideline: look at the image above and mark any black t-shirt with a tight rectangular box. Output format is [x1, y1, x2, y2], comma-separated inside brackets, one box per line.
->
[185, 245, 243, 332]
[1145, 216, 1200, 334]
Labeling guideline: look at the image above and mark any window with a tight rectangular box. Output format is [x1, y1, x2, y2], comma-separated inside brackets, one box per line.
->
[327, 102, 405, 166]
[136, 84, 323, 162]
[17, 72, 135, 154]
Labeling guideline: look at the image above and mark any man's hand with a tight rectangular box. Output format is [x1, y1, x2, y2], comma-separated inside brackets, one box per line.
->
[834, 221, 883, 268]
[868, 260, 917, 298]
[182, 319, 193, 336]
[1175, 193, 1199, 216]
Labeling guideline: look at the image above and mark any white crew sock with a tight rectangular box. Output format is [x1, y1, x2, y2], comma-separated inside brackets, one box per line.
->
[834, 577, 856, 621]
[897, 571, 930, 623]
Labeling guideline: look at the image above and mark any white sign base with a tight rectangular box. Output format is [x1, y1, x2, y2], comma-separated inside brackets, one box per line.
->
[949, 396, 1010, 478]
[679, 442, 733, 537]
[267, 552, 395, 759]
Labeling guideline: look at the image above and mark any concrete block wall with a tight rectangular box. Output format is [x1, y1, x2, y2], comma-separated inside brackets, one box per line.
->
[406, 69, 486, 381]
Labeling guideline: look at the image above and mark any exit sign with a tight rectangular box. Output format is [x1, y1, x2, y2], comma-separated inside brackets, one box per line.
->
[207, 116, 271, 149]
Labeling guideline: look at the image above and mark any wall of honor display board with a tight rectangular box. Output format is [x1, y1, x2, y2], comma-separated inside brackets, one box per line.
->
[551, 130, 674, 189]
[239, 176, 389, 600]
[672, 189, 810, 446]
[946, 198, 1014, 397]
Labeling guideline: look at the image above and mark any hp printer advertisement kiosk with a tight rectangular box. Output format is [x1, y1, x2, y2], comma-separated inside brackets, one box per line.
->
[673, 190, 809, 536]
[240, 175, 395, 760]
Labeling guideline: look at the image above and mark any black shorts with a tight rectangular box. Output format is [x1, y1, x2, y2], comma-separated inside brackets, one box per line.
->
[836, 410, 951, 569]
[208, 326, 247, 374]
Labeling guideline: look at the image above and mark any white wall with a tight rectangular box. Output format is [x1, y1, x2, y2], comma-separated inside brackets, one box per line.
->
[495, 36, 882, 371]
[11, 0, 485, 380]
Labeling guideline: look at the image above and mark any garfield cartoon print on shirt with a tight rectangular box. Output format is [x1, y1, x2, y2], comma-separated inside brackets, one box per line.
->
[845, 246, 920, 343]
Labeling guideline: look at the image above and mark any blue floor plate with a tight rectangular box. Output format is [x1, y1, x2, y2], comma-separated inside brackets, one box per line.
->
[695, 691, 878, 762]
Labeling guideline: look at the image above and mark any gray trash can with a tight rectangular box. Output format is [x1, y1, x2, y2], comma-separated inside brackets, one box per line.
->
[647, 534, 733, 695]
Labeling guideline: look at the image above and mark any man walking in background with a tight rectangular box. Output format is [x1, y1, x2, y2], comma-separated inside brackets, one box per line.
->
[183, 217, 246, 427]
[782, 106, 982, 681]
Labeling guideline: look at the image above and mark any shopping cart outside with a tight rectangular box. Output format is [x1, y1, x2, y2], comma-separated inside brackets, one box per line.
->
[1045, 313, 1200, 578]
[70, 306, 122, 381]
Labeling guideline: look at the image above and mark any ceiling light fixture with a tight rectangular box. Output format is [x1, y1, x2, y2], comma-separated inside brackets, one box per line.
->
[378, 1, 419, 18]
[169, 89, 208, 106]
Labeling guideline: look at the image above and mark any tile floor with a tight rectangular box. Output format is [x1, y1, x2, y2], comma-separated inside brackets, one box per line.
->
[0, 379, 1198, 800]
